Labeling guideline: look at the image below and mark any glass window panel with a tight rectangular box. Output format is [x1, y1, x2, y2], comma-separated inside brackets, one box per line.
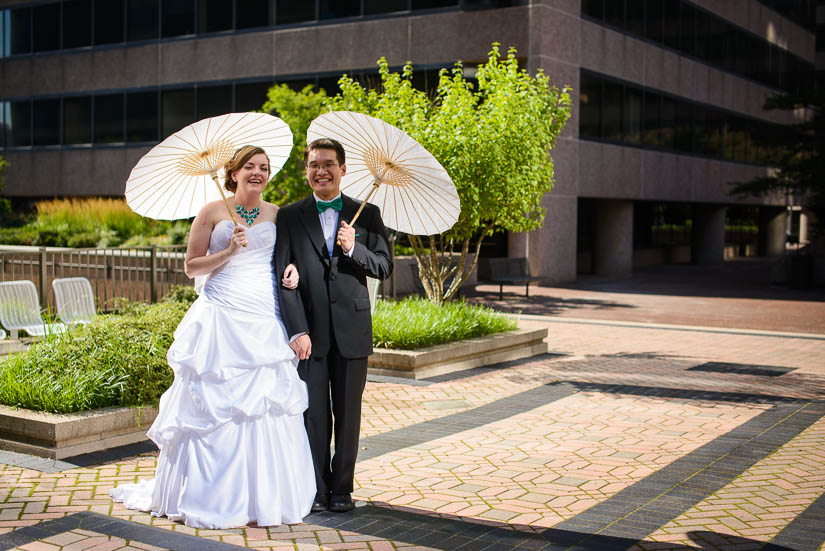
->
[673, 100, 692, 152]
[162, 88, 194, 138]
[692, 9, 710, 63]
[162, 0, 195, 37]
[678, 2, 696, 57]
[364, 0, 408, 15]
[706, 16, 724, 67]
[661, 0, 680, 50]
[582, 0, 603, 20]
[126, 90, 158, 142]
[127, 0, 159, 42]
[235, 82, 271, 112]
[198, 0, 231, 33]
[412, 0, 457, 10]
[236, 0, 270, 29]
[8, 101, 32, 146]
[63, 96, 92, 144]
[0, 101, 5, 148]
[63, 0, 92, 49]
[604, 0, 624, 30]
[641, 91, 660, 147]
[410, 68, 440, 94]
[33, 99, 60, 146]
[196, 84, 231, 119]
[602, 80, 622, 141]
[95, 0, 124, 44]
[644, 0, 662, 44]
[0, 11, 5, 58]
[275, 0, 314, 24]
[579, 72, 601, 138]
[320, 0, 360, 20]
[32, 3, 60, 52]
[625, 0, 644, 36]
[660, 95, 675, 149]
[623, 86, 641, 144]
[318, 76, 342, 95]
[9, 7, 32, 55]
[94, 93, 124, 143]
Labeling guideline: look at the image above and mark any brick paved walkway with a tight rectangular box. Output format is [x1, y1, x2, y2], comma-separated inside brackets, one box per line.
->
[1, 262, 824, 550]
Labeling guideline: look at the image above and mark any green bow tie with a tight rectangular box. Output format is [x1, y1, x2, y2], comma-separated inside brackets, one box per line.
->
[316, 196, 342, 213]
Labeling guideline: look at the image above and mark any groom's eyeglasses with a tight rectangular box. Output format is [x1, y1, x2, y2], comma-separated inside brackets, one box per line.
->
[307, 162, 339, 171]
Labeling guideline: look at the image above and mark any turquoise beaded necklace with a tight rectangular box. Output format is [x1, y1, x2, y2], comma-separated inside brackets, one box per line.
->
[235, 202, 260, 226]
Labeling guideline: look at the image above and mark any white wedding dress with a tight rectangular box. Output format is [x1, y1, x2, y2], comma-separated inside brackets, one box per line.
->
[110, 220, 315, 528]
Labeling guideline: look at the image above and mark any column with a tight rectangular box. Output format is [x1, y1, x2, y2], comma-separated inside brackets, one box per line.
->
[691, 204, 726, 265]
[593, 199, 633, 277]
[759, 207, 786, 257]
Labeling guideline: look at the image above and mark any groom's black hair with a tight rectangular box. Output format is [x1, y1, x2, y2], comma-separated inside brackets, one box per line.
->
[305, 138, 346, 166]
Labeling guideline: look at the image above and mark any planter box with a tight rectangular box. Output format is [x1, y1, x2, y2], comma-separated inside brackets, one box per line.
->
[0, 404, 157, 459]
[368, 327, 548, 379]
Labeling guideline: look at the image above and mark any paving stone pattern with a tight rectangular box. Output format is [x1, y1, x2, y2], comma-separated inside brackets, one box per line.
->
[1, 314, 824, 551]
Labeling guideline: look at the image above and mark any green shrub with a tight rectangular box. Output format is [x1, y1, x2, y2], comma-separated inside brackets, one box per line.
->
[0, 226, 39, 245]
[66, 231, 100, 248]
[373, 297, 516, 350]
[0, 299, 187, 413]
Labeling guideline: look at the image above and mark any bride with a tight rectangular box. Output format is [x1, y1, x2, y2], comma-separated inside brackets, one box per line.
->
[110, 145, 315, 528]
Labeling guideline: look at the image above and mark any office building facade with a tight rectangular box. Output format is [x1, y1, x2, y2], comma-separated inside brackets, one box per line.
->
[0, 0, 816, 281]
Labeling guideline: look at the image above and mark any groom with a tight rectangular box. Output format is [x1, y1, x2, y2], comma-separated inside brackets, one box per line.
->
[276, 138, 393, 513]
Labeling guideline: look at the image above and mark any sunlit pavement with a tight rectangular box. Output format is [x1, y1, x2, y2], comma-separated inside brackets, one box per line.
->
[2, 262, 824, 550]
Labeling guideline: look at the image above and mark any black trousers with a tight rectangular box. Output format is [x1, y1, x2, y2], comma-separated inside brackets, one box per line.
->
[298, 337, 368, 496]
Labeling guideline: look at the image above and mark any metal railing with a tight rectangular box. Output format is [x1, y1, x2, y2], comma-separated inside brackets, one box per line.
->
[0, 245, 191, 312]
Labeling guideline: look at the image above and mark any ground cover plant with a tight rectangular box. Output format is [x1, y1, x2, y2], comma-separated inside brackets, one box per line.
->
[372, 297, 516, 350]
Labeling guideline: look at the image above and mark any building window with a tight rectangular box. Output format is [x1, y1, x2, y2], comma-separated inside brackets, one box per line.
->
[9, 7, 32, 55]
[127, 0, 159, 42]
[236, 0, 271, 29]
[198, 0, 232, 33]
[126, 91, 158, 142]
[32, 3, 61, 53]
[94, 94, 125, 143]
[63, 0, 93, 49]
[364, 0, 408, 15]
[320, 0, 361, 20]
[162, 0, 195, 38]
[196, 84, 232, 119]
[95, 0, 125, 44]
[7, 101, 32, 147]
[235, 81, 272, 112]
[64, 96, 92, 144]
[162, 88, 195, 139]
[33, 99, 60, 146]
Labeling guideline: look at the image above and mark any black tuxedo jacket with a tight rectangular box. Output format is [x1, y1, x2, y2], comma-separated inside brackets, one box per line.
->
[275, 194, 393, 359]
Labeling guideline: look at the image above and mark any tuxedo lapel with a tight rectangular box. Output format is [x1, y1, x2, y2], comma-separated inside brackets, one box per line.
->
[297, 196, 329, 264]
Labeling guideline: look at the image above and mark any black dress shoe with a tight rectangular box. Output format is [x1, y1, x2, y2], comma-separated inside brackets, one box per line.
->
[328, 493, 354, 513]
[311, 493, 329, 512]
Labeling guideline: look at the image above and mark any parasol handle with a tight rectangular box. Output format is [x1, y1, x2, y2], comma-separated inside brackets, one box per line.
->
[211, 172, 247, 247]
[337, 180, 381, 246]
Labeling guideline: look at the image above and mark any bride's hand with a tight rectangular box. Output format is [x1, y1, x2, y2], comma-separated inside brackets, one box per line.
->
[227, 226, 247, 254]
[282, 264, 299, 289]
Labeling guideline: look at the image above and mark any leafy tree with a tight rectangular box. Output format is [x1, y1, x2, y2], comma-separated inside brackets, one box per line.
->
[261, 84, 329, 206]
[330, 44, 571, 304]
[730, 89, 824, 236]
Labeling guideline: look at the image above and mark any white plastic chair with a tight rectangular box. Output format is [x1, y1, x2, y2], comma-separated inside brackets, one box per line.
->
[367, 277, 380, 315]
[0, 328, 6, 339]
[52, 277, 97, 326]
[0, 280, 67, 339]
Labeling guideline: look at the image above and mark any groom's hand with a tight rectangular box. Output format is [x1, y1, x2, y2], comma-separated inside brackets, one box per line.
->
[337, 221, 355, 253]
[290, 334, 312, 360]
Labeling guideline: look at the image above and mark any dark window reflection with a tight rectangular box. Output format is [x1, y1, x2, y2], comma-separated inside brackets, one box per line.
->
[641, 91, 660, 148]
[321, 0, 360, 20]
[412, 0, 458, 10]
[236, 0, 270, 29]
[94, 94, 124, 143]
[162, 0, 195, 37]
[623, 86, 642, 144]
[198, 0, 232, 33]
[579, 73, 601, 138]
[127, 0, 159, 42]
[9, 7, 32, 55]
[276, 1, 315, 24]
[8, 101, 32, 147]
[364, 0, 408, 15]
[32, 3, 60, 52]
[64, 96, 92, 144]
[582, 0, 603, 20]
[126, 91, 158, 142]
[604, 0, 623, 29]
[196, 85, 232, 119]
[63, 0, 93, 49]
[235, 82, 271, 112]
[33, 99, 60, 146]
[95, 0, 124, 44]
[162, 88, 195, 138]
[602, 80, 622, 141]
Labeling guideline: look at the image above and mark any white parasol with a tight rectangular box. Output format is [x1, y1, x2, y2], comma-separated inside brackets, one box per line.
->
[306, 111, 459, 235]
[125, 112, 293, 221]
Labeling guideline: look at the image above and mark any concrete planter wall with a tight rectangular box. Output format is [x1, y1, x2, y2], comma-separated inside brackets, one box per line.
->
[368, 327, 548, 379]
[0, 404, 157, 459]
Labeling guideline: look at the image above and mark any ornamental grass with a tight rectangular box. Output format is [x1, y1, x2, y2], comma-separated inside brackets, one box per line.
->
[372, 297, 516, 350]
